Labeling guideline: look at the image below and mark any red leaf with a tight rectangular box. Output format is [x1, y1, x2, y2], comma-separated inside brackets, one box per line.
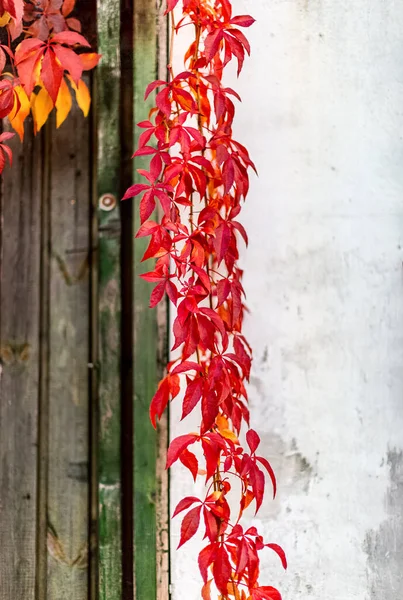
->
[201, 392, 218, 433]
[123, 183, 149, 199]
[203, 506, 218, 542]
[144, 79, 166, 99]
[217, 278, 231, 307]
[53, 45, 83, 83]
[139, 190, 156, 223]
[250, 465, 265, 513]
[213, 545, 231, 595]
[252, 587, 282, 600]
[149, 377, 170, 427]
[166, 434, 198, 468]
[230, 15, 256, 27]
[136, 220, 159, 237]
[3, 0, 23, 22]
[150, 281, 166, 308]
[178, 505, 201, 548]
[180, 448, 199, 481]
[232, 220, 249, 245]
[172, 361, 202, 375]
[156, 87, 171, 118]
[204, 29, 223, 63]
[41, 49, 64, 104]
[222, 158, 235, 193]
[236, 538, 249, 576]
[214, 223, 231, 265]
[165, 0, 180, 11]
[0, 132, 15, 143]
[15, 38, 44, 62]
[166, 281, 179, 305]
[172, 496, 200, 517]
[15, 43, 45, 95]
[182, 377, 203, 420]
[198, 543, 217, 583]
[52, 31, 91, 47]
[0, 81, 14, 119]
[256, 456, 277, 499]
[266, 544, 287, 569]
[246, 429, 260, 453]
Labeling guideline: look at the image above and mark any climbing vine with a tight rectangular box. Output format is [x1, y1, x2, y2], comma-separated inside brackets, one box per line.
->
[125, 1, 287, 598]
[0, 0, 99, 172]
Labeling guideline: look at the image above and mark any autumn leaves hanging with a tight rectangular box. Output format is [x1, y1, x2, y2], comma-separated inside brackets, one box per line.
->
[124, 1, 286, 599]
[0, 0, 99, 172]
[0, 0, 286, 597]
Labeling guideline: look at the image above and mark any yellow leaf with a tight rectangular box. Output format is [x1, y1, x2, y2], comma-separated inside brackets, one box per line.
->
[0, 11, 11, 26]
[68, 76, 91, 117]
[216, 414, 229, 430]
[8, 85, 30, 141]
[55, 78, 72, 128]
[220, 428, 239, 444]
[216, 414, 239, 444]
[31, 86, 53, 134]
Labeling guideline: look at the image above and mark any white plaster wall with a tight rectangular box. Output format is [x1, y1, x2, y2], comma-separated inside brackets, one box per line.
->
[170, 1, 403, 598]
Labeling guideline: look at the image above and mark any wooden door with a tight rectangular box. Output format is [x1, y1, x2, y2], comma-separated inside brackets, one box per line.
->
[0, 1, 168, 599]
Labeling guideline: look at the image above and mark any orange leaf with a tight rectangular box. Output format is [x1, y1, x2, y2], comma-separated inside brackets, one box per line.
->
[31, 86, 53, 134]
[202, 580, 212, 600]
[80, 52, 101, 71]
[8, 85, 30, 141]
[68, 76, 91, 117]
[61, 0, 75, 17]
[55, 78, 72, 128]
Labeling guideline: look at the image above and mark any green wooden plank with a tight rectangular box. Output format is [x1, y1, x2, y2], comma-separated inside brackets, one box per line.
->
[133, 1, 161, 598]
[96, 0, 122, 599]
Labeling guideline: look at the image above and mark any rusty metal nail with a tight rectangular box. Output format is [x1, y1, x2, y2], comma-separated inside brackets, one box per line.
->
[99, 193, 117, 211]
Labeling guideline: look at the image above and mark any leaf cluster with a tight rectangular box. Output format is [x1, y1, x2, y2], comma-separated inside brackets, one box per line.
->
[0, 0, 99, 171]
[125, 1, 287, 598]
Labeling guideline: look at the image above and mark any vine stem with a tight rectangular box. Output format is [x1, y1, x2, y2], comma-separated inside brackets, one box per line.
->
[168, 9, 176, 81]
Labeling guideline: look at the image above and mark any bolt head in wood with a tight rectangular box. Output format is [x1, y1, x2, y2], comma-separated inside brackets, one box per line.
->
[99, 193, 117, 211]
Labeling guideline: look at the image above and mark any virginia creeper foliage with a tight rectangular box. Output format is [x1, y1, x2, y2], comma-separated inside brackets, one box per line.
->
[125, 1, 286, 599]
[0, 0, 99, 172]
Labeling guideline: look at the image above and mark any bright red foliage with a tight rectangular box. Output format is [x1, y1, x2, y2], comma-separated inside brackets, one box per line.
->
[0, 0, 98, 171]
[125, 1, 286, 598]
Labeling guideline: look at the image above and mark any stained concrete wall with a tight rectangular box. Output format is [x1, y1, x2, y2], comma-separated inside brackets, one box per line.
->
[170, 1, 403, 598]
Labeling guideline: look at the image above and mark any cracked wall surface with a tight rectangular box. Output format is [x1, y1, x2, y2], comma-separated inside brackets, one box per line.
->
[170, 1, 403, 598]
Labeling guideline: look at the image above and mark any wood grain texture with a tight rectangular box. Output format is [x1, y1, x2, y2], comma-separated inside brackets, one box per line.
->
[46, 102, 91, 600]
[97, 0, 122, 596]
[0, 122, 42, 600]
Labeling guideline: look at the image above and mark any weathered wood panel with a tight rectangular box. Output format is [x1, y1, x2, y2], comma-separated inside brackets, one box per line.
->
[97, 0, 122, 598]
[46, 103, 91, 600]
[0, 3, 169, 598]
[0, 123, 42, 600]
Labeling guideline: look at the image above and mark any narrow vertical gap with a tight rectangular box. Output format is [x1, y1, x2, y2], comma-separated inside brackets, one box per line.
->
[89, 66, 100, 600]
[35, 124, 52, 600]
[155, 4, 171, 597]
[120, 1, 135, 598]
[87, 3, 100, 598]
